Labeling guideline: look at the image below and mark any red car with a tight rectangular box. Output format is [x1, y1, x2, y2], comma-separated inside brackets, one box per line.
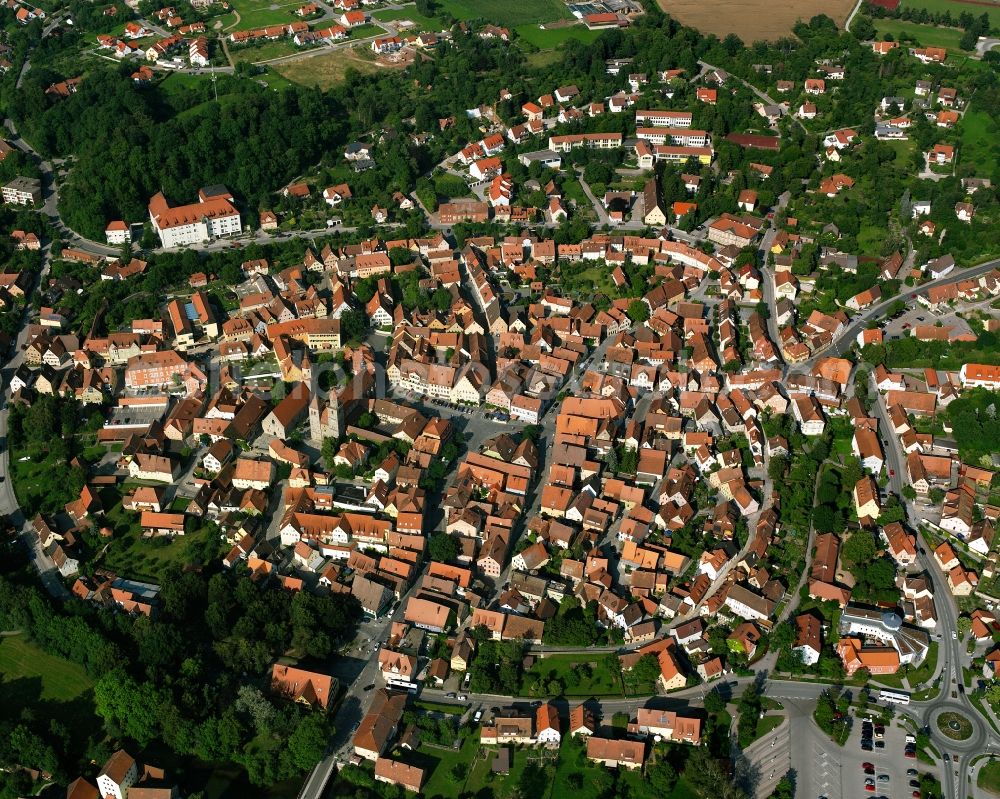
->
[865, 785, 875, 793]
[890, 469, 895, 476]
[913, 793, 921, 798]
[862, 763, 874, 770]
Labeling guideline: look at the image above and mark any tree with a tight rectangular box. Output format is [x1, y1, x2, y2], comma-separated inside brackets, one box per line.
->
[627, 299, 649, 324]
[286, 713, 331, 772]
[94, 668, 165, 746]
[648, 761, 677, 793]
[340, 309, 367, 341]
[843, 531, 877, 564]
[428, 532, 459, 563]
[704, 688, 726, 715]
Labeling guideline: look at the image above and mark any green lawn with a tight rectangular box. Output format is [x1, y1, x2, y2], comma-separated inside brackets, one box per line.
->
[0, 635, 99, 740]
[899, 0, 1000, 31]
[11, 448, 79, 516]
[349, 23, 385, 39]
[754, 714, 785, 741]
[373, 6, 444, 31]
[979, 758, 1000, 794]
[98, 489, 222, 582]
[960, 107, 1000, 177]
[514, 23, 603, 48]
[437, 0, 571, 26]
[0, 635, 93, 702]
[873, 19, 966, 52]
[229, 38, 301, 64]
[522, 654, 623, 697]
[227, 0, 303, 30]
[857, 221, 892, 256]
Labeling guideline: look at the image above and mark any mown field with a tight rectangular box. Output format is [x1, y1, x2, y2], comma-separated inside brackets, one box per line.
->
[0, 635, 99, 738]
[275, 45, 391, 89]
[658, 0, 856, 40]
[372, 6, 444, 31]
[872, 18, 967, 49]
[514, 23, 603, 48]
[226, 0, 305, 30]
[437, 0, 572, 26]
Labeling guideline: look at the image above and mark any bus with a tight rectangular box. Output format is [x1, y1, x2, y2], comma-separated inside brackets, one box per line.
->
[879, 689, 910, 705]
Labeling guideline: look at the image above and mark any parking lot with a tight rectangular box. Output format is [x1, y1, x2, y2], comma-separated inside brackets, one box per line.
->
[790, 704, 919, 799]
[882, 304, 973, 342]
[844, 712, 917, 799]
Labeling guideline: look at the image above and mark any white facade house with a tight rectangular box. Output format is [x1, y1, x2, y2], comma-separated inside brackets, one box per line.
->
[148, 189, 242, 248]
[97, 752, 139, 799]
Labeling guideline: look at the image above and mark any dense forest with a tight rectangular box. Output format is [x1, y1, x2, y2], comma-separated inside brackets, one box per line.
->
[0, 566, 361, 790]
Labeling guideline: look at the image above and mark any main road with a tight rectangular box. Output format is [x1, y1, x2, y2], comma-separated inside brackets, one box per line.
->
[871, 372, 996, 799]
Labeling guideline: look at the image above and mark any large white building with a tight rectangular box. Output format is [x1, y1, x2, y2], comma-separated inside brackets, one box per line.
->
[839, 605, 929, 666]
[148, 187, 242, 248]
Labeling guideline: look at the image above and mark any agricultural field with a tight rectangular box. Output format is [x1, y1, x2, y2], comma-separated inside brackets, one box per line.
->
[872, 18, 967, 50]
[275, 45, 390, 89]
[658, 0, 855, 40]
[899, 0, 1000, 31]
[437, 0, 572, 27]
[514, 23, 603, 48]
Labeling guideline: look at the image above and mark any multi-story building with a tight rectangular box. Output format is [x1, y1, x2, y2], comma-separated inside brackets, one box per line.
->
[148, 187, 242, 248]
[2, 176, 41, 206]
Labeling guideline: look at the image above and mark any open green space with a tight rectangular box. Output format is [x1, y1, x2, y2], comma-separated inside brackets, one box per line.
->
[0, 635, 99, 739]
[514, 23, 603, 48]
[437, 0, 572, 26]
[11, 450, 79, 517]
[373, 6, 444, 30]
[412, 732, 701, 799]
[522, 653, 623, 697]
[873, 19, 966, 51]
[227, 0, 303, 30]
[960, 107, 1000, 176]
[899, 0, 1000, 30]
[979, 758, 1000, 794]
[0, 635, 92, 702]
[98, 490, 222, 582]
[229, 38, 301, 64]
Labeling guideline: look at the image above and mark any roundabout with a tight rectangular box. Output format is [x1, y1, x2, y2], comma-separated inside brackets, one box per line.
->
[937, 711, 974, 741]
[925, 703, 987, 755]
